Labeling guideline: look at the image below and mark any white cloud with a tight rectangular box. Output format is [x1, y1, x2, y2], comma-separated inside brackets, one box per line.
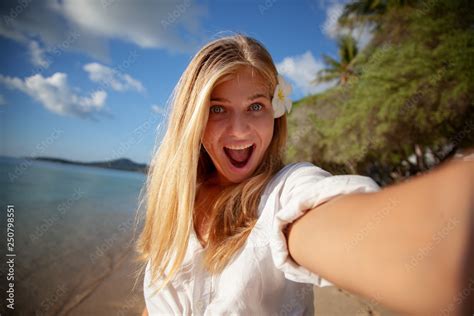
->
[151, 104, 166, 115]
[0, 94, 6, 105]
[321, 2, 373, 49]
[29, 40, 50, 68]
[0, 1, 108, 60]
[84, 63, 145, 93]
[0, 0, 207, 63]
[276, 51, 336, 96]
[321, 3, 346, 39]
[60, 0, 206, 51]
[0, 72, 107, 118]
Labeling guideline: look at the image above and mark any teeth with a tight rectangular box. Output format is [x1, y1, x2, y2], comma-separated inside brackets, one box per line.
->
[224, 143, 253, 150]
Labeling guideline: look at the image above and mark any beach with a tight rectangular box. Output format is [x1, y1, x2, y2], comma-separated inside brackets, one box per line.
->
[1, 157, 396, 315]
[314, 286, 397, 315]
[0, 157, 147, 315]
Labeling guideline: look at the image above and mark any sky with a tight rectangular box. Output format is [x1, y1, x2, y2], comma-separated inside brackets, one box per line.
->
[0, 0, 371, 164]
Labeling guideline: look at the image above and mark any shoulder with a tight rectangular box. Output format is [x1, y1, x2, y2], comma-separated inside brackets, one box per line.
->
[257, 161, 380, 220]
[265, 162, 331, 192]
[261, 163, 380, 285]
[280, 162, 333, 182]
[278, 161, 330, 176]
[263, 162, 333, 197]
[264, 161, 380, 205]
[281, 161, 380, 188]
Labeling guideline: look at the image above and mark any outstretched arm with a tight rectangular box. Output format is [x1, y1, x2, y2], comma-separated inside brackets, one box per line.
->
[287, 154, 473, 315]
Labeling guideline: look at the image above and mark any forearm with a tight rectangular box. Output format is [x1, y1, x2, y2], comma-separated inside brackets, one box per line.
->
[287, 155, 473, 315]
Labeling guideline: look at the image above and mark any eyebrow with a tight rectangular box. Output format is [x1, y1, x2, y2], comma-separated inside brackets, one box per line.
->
[210, 93, 269, 103]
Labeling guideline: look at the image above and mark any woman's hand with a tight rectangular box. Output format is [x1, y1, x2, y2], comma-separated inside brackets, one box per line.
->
[287, 153, 473, 315]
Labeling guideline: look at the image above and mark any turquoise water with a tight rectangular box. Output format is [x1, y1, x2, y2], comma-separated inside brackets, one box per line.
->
[1, 156, 146, 212]
[0, 157, 147, 315]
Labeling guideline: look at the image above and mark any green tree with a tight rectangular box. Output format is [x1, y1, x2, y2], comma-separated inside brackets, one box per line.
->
[338, 0, 416, 28]
[313, 35, 359, 85]
[287, 0, 474, 186]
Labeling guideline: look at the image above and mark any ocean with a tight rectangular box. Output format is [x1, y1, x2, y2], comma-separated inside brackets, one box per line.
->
[0, 156, 147, 315]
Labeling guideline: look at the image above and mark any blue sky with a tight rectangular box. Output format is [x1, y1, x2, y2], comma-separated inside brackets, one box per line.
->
[0, 0, 369, 164]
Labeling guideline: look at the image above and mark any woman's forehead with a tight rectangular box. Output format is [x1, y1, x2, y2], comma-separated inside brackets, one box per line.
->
[212, 69, 271, 97]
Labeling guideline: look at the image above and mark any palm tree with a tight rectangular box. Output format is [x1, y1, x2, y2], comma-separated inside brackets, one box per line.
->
[338, 0, 416, 27]
[313, 35, 359, 86]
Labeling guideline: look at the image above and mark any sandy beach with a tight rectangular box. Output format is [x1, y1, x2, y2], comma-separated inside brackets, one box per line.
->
[314, 286, 397, 316]
[62, 247, 145, 316]
[25, 246, 397, 316]
[7, 230, 397, 315]
[4, 210, 398, 316]
[0, 158, 397, 315]
[61, 259, 399, 316]
[40, 250, 398, 315]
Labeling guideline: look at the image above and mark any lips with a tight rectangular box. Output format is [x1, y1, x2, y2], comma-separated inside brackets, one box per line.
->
[223, 143, 255, 168]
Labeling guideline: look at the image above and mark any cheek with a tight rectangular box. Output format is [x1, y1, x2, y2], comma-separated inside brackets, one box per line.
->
[264, 124, 274, 147]
[256, 116, 274, 148]
[202, 122, 219, 149]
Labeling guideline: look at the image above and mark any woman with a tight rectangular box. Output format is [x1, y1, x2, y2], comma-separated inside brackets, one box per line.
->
[136, 34, 473, 315]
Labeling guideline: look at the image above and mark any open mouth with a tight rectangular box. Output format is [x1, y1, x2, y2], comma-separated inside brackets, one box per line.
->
[223, 143, 255, 169]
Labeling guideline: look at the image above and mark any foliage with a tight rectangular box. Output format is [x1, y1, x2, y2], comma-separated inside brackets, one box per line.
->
[314, 35, 359, 85]
[285, 0, 474, 185]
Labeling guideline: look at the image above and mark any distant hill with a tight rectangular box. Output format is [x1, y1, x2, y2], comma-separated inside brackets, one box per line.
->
[30, 156, 149, 174]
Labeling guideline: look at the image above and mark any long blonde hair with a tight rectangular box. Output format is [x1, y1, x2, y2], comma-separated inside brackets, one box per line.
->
[134, 33, 288, 294]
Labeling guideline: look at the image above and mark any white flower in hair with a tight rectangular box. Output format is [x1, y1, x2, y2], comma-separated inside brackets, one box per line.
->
[272, 74, 292, 118]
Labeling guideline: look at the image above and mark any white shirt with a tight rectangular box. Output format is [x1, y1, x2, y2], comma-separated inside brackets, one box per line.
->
[144, 162, 381, 315]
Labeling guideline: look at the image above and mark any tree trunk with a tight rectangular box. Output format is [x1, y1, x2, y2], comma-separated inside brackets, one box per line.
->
[414, 143, 426, 171]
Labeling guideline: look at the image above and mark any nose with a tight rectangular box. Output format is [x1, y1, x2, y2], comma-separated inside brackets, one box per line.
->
[227, 113, 250, 137]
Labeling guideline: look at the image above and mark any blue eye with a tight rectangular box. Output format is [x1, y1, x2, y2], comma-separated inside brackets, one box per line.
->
[210, 105, 224, 114]
[249, 103, 263, 111]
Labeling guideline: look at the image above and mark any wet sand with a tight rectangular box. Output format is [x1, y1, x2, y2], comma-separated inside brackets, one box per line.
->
[0, 159, 398, 315]
[64, 247, 145, 316]
[1, 203, 395, 315]
[0, 205, 396, 316]
[314, 286, 398, 316]
[0, 203, 145, 316]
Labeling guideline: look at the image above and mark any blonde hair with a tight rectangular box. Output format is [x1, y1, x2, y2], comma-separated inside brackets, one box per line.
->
[134, 33, 287, 294]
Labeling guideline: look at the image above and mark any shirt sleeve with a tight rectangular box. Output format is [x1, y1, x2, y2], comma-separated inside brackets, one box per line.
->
[269, 162, 381, 287]
[143, 259, 188, 314]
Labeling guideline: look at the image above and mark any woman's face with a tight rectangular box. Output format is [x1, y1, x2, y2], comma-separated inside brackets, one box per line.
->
[202, 67, 275, 186]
